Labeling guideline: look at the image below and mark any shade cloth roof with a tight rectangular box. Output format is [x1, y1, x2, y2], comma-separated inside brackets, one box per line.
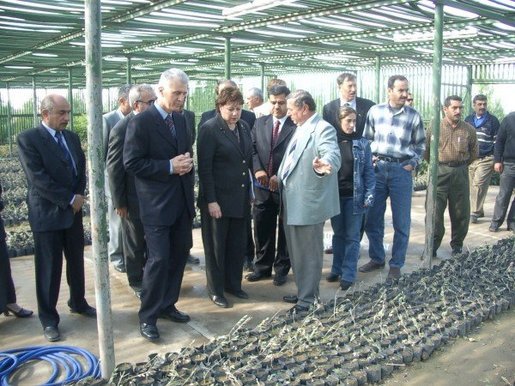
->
[0, 0, 514, 87]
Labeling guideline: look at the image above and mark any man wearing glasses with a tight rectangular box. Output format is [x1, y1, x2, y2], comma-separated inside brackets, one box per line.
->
[107, 84, 157, 299]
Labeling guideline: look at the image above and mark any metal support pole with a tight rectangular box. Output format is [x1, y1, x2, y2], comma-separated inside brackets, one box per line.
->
[32, 76, 38, 127]
[464, 65, 473, 116]
[126, 56, 132, 84]
[84, 0, 114, 379]
[424, 1, 444, 269]
[375, 55, 381, 103]
[6, 82, 13, 156]
[224, 36, 231, 79]
[260, 63, 265, 94]
[68, 68, 74, 131]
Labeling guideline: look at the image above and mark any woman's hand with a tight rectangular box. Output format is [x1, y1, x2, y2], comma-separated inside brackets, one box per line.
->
[208, 202, 222, 219]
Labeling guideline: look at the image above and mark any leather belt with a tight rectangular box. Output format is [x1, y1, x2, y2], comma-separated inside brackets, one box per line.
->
[439, 161, 467, 167]
[374, 154, 410, 163]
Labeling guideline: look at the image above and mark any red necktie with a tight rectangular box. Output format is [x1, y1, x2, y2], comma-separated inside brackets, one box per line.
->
[267, 120, 280, 177]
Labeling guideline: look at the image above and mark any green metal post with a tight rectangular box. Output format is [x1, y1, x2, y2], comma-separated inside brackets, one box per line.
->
[375, 55, 381, 103]
[260, 62, 265, 94]
[424, 1, 444, 268]
[68, 68, 74, 131]
[32, 76, 38, 127]
[6, 82, 12, 156]
[464, 65, 473, 116]
[225, 36, 231, 79]
[84, 0, 114, 378]
[126, 56, 132, 84]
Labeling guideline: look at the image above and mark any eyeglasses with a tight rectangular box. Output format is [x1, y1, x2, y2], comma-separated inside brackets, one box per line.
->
[137, 99, 156, 105]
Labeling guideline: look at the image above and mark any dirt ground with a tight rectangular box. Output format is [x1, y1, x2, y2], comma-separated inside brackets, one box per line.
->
[1, 187, 514, 385]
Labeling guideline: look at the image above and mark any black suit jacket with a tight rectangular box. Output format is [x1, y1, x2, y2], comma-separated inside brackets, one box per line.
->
[197, 114, 253, 218]
[323, 97, 375, 138]
[252, 115, 296, 202]
[183, 109, 196, 145]
[198, 109, 256, 138]
[106, 112, 141, 219]
[17, 125, 86, 232]
[123, 105, 195, 226]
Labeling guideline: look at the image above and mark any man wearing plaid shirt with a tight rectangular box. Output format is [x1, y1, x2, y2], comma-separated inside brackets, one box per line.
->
[359, 75, 425, 281]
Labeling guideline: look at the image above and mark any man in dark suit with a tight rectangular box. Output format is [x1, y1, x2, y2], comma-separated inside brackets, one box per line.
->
[246, 85, 295, 286]
[107, 84, 156, 298]
[323, 72, 375, 139]
[124, 69, 195, 341]
[17, 94, 96, 342]
[103, 84, 132, 273]
[198, 79, 256, 271]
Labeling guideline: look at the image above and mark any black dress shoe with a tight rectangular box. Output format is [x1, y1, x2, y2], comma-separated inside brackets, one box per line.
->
[210, 295, 229, 308]
[113, 263, 126, 273]
[358, 260, 385, 273]
[283, 295, 298, 304]
[225, 289, 249, 299]
[140, 323, 159, 341]
[187, 254, 200, 265]
[159, 307, 190, 323]
[245, 271, 270, 282]
[340, 280, 352, 290]
[130, 284, 143, 299]
[4, 305, 33, 318]
[326, 273, 340, 282]
[273, 275, 287, 286]
[44, 326, 60, 342]
[69, 304, 97, 318]
[489, 222, 500, 232]
[288, 304, 309, 315]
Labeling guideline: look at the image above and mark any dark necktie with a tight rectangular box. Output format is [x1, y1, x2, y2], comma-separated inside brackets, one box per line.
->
[267, 120, 281, 177]
[165, 114, 177, 139]
[55, 132, 76, 176]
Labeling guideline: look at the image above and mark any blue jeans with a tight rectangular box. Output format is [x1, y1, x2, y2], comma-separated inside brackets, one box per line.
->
[330, 197, 363, 283]
[365, 161, 412, 268]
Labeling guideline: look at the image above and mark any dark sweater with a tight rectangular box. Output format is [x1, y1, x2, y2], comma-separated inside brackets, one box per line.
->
[494, 112, 515, 163]
[464, 111, 500, 157]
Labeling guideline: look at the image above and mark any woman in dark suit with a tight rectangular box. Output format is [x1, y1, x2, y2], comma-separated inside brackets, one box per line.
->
[198, 87, 253, 308]
[1, 180, 33, 318]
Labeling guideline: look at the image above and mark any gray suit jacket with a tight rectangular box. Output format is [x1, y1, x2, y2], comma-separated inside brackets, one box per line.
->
[278, 114, 341, 226]
[103, 109, 123, 160]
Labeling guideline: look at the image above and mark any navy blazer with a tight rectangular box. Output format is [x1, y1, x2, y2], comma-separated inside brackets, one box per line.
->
[17, 125, 86, 232]
[323, 97, 375, 139]
[252, 114, 296, 202]
[197, 114, 253, 219]
[123, 105, 195, 226]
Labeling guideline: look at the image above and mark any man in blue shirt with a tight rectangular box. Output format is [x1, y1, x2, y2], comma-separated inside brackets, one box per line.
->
[464, 94, 500, 224]
[359, 75, 425, 281]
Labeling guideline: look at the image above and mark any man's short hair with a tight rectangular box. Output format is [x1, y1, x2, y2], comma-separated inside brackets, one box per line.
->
[269, 85, 290, 97]
[444, 95, 462, 107]
[336, 73, 357, 86]
[158, 68, 189, 88]
[266, 78, 287, 93]
[287, 89, 316, 112]
[473, 94, 487, 104]
[216, 79, 237, 95]
[387, 75, 408, 89]
[129, 84, 155, 106]
[247, 87, 263, 101]
[118, 84, 132, 100]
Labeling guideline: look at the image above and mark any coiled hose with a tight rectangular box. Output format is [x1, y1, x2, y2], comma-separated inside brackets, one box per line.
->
[0, 345, 101, 386]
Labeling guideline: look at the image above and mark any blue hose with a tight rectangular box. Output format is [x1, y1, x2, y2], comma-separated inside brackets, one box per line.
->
[0, 346, 101, 386]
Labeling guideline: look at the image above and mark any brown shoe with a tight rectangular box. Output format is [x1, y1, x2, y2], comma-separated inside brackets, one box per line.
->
[358, 260, 385, 273]
[387, 267, 401, 280]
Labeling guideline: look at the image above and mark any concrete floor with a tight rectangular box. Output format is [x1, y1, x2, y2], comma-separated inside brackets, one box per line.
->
[1, 186, 513, 384]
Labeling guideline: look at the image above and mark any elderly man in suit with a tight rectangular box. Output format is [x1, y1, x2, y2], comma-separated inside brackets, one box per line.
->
[279, 90, 341, 314]
[103, 84, 132, 273]
[17, 94, 96, 342]
[323, 72, 375, 139]
[107, 84, 156, 298]
[246, 85, 296, 286]
[124, 69, 195, 341]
